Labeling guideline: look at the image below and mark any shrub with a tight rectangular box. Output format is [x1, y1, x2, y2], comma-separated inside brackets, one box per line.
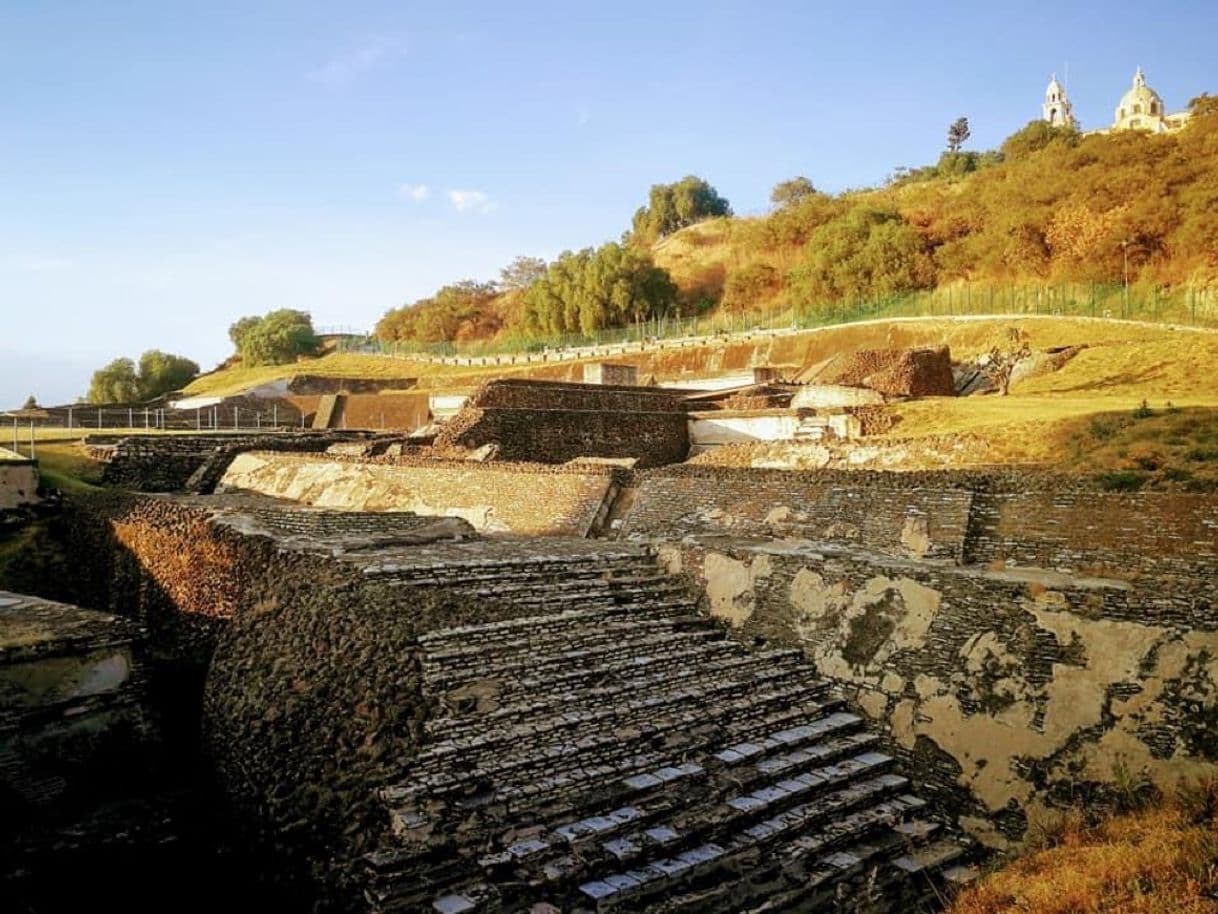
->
[1096, 470, 1148, 491]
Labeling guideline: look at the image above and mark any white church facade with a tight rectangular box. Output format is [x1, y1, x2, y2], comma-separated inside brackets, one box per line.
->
[1043, 68, 1192, 135]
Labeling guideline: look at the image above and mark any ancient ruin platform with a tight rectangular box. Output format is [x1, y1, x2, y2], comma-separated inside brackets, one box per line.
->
[0, 590, 150, 818]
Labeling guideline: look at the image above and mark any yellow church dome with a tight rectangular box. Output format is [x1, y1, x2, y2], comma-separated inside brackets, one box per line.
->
[1115, 67, 1166, 124]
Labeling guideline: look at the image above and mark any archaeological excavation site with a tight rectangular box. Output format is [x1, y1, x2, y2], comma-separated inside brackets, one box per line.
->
[4, 331, 1218, 914]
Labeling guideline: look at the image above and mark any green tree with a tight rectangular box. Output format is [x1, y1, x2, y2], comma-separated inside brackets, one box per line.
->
[498, 256, 548, 291]
[376, 281, 500, 343]
[788, 206, 935, 304]
[137, 350, 200, 398]
[229, 310, 320, 365]
[522, 243, 677, 336]
[228, 315, 261, 350]
[947, 116, 971, 153]
[87, 358, 141, 404]
[770, 176, 817, 209]
[1000, 119, 1080, 160]
[630, 176, 731, 244]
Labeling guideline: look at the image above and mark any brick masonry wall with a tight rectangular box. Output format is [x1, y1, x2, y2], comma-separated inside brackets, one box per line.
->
[964, 489, 1218, 581]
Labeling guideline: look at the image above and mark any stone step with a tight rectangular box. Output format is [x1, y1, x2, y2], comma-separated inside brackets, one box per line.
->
[422, 628, 726, 692]
[417, 663, 816, 767]
[362, 553, 659, 584]
[653, 797, 932, 914]
[570, 772, 912, 912]
[426, 648, 806, 741]
[406, 680, 840, 798]
[417, 598, 697, 652]
[422, 611, 703, 667]
[891, 837, 970, 875]
[432, 640, 744, 731]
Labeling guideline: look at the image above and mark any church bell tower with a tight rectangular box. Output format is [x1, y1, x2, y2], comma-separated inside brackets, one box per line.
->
[1043, 74, 1076, 128]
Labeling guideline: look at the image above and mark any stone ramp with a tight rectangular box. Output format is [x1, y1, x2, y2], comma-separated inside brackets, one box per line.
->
[357, 551, 971, 913]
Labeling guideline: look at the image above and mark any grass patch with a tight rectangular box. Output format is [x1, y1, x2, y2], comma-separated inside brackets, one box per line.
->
[949, 780, 1218, 914]
[34, 443, 104, 493]
[1060, 406, 1218, 490]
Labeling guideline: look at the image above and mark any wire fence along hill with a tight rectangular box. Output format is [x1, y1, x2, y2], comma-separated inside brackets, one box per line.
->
[334, 283, 1218, 366]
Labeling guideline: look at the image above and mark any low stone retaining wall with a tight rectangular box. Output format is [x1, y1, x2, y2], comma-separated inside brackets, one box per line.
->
[217, 451, 621, 536]
[98, 432, 365, 492]
[435, 379, 691, 467]
[624, 465, 1218, 584]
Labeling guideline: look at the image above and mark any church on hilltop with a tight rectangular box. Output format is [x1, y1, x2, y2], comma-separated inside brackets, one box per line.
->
[1042, 67, 1193, 134]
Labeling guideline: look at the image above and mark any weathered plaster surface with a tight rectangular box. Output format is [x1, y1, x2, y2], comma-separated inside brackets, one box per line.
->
[681, 542, 1218, 848]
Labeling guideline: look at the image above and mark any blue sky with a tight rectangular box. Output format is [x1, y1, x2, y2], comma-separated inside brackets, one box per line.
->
[2, 0, 1215, 406]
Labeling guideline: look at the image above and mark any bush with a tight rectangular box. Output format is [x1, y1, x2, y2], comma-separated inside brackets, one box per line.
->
[1096, 470, 1148, 491]
[721, 262, 781, 312]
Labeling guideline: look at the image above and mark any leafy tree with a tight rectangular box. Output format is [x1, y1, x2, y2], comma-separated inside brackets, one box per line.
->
[229, 310, 320, 365]
[1188, 93, 1218, 117]
[522, 243, 677, 336]
[376, 281, 501, 343]
[87, 358, 141, 404]
[228, 315, 261, 350]
[630, 176, 731, 244]
[947, 116, 971, 153]
[770, 177, 817, 209]
[721, 263, 781, 312]
[498, 256, 548, 291]
[1000, 119, 1080, 160]
[22, 395, 38, 410]
[137, 350, 199, 398]
[788, 206, 935, 304]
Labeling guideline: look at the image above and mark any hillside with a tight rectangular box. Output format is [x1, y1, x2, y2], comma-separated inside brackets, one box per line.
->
[365, 103, 1218, 354]
[180, 315, 1218, 485]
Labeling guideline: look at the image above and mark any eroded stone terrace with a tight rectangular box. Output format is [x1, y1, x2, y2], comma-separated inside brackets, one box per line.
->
[186, 495, 973, 913]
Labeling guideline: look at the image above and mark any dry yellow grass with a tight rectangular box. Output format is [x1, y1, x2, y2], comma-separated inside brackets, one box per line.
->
[950, 798, 1218, 914]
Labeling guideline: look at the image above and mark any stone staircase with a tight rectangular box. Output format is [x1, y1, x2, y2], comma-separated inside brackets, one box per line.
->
[356, 550, 973, 913]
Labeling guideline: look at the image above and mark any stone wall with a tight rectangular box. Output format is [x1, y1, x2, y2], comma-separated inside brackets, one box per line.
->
[1, 589, 154, 841]
[99, 432, 364, 492]
[964, 489, 1218, 582]
[621, 465, 1218, 850]
[0, 455, 39, 510]
[661, 538, 1218, 851]
[624, 466, 1218, 582]
[623, 466, 977, 562]
[436, 379, 691, 467]
[217, 451, 622, 536]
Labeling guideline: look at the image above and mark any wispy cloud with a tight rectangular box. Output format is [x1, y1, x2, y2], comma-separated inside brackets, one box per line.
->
[447, 189, 496, 214]
[310, 38, 403, 87]
[576, 107, 591, 127]
[398, 183, 430, 202]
